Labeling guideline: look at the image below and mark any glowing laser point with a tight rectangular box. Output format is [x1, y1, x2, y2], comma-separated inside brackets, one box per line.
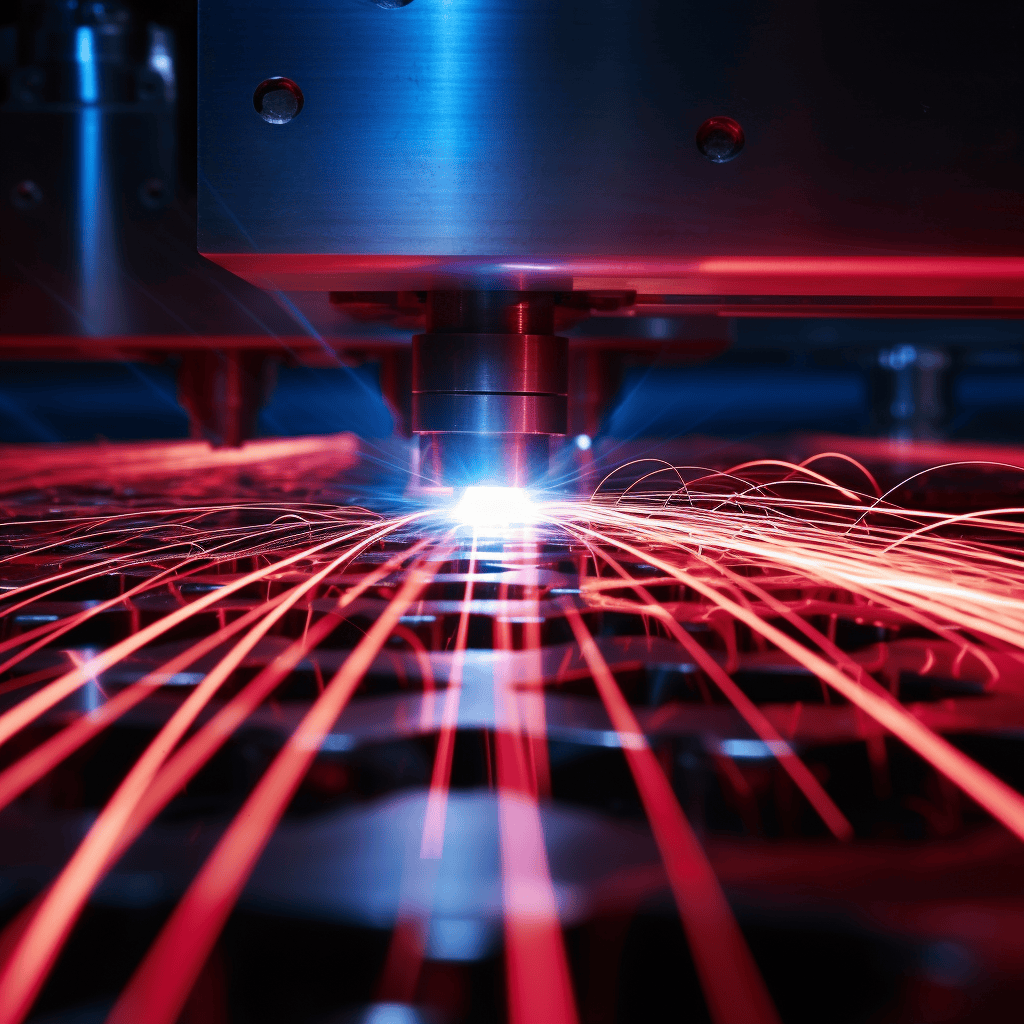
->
[453, 487, 535, 530]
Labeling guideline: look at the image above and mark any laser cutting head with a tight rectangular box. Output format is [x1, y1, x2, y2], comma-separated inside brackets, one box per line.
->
[412, 291, 567, 488]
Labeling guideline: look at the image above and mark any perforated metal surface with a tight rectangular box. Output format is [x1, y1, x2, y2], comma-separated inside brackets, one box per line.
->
[2, 437, 1024, 1022]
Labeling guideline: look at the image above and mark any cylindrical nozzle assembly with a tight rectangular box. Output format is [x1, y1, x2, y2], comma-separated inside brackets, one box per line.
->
[412, 291, 568, 487]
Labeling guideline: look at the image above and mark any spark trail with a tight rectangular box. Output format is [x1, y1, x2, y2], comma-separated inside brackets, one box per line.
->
[1, 437, 1024, 1022]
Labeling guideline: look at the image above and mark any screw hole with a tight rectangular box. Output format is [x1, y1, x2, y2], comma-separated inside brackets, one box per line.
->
[696, 116, 745, 163]
[253, 78, 304, 124]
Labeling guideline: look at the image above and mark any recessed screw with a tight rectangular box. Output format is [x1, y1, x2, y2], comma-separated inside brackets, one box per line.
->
[253, 78, 304, 124]
[696, 116, 745, 163]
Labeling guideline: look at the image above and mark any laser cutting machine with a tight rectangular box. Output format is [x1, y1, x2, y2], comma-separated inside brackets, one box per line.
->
[3, 3, 1024, 1023]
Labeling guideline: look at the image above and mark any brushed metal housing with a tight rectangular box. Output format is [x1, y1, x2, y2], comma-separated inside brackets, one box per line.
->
[197, 0, 1024, 294]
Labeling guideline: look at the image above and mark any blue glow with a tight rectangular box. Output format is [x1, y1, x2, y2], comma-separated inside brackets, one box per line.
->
[75, 24, 106, 333]
[719, 739, 788, 760]
[70, 647, 103, 713]
[558, 728, 646, 750]
[163, 672, 205, 687]
[76, 27, 98, 103]
[361, 1005, 427, 1024]
[149, 51, 173, 81]
[78, 104, 101, 328]
[319, 733, 358, 753]
[422, 0, 489, 250]
[574, 433, 592, 450]
[147, 27, 176, 99]
[425, 918, 496, 962]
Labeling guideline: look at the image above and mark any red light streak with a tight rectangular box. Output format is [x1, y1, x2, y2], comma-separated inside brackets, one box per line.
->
[495, 595, 580, 1024]
[563, 602, 780, 1024]
[0, 590, 293, 813]
[544, 496, 1024, 843]
[576, 545, 854, 842]
[2, 438, 1024, 1021]
[206, 253, 1024, 303]
[105, 546, 451, 1024]
[0, 435, 360, 496]
[517, 536, 553, 799]
[111, 537, 435, 874]
[420, 532, 478, 860]
[0, 513, 420, 751]
[0, 520, 422, 1024]
[374, 537, 480, 1004]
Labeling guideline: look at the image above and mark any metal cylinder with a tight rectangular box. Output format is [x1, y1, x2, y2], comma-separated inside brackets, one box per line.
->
[412, 291, 568, 487]
[1, 0, 177, 336]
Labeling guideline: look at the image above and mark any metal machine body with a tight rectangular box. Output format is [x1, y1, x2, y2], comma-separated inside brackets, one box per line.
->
[197, 0, 1024, 482]
[199, 0, 1023, 274]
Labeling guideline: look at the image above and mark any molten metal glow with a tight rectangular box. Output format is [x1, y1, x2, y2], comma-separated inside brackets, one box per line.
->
[453, 486, 535, 530]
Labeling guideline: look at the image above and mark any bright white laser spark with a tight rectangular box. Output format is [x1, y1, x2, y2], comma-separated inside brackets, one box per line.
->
[453, 486, 535, 530]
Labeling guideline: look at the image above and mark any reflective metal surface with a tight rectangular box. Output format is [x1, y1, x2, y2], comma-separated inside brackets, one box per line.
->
[411, 289, 568, 485]
[0, 1, 304, 340]
[199, 0, 1024, 291]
